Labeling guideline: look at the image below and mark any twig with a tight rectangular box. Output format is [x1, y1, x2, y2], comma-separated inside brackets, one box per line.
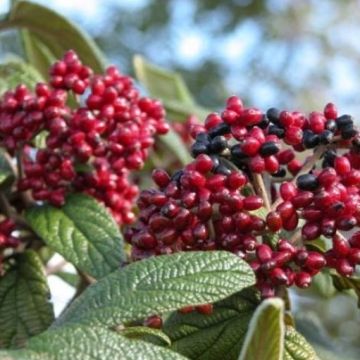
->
[288, 229, 302, 245]
[15, 150, 33, 208]
[0, 192, 13, 218]
[253, 173, 271, 211]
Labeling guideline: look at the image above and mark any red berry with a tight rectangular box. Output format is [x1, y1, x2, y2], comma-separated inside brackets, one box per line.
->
[256, 244, 273, 263]
[324, 103, 337, 120]
[266, 211, 282, 232]
[334, 156, 351, 175]
[243, 196, 263, 210]
[295, 272, 312, 288]
[280, 182, 297, 201]
[196, 303, 214, 315]
[240, 108, 263, 126]
[144, 315, 163, 329]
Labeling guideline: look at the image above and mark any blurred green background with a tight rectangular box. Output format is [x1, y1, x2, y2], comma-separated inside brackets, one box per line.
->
[0, 1, 360, 358]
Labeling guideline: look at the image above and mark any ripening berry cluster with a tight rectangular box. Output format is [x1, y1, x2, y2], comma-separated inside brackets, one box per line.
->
[0, 50, 169, 224]
[127, 95, 360, 298]
[0, 219, 20, 275]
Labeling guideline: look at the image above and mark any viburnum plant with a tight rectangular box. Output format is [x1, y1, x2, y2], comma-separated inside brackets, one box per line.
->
[0, 1, 359, 360]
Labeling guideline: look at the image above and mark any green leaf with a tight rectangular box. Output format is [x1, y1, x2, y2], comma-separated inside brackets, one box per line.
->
[163, 288, 259, 360]
[134, 55, 195, 106]
[25, 193, 125, 279]
[159, 129, 193, 165]
[307, 270, 336, 298]
[0, 325, 187, 360]
[0, 150, 15, 188]
[0, 60, 43, 95]
[133, 56, 210, 122]
[20, 30, 55, 80]
[331, 273, 360, 306]
[0, 1, 105, 74]
[283, 326, 320, 360]
[0, 250, 54, 349]
[239, 298, 285, 360]
[55, 251, 255, 328]
[54, 272, 79, 288]
[32, 130, 48, 149]
[164, 288, 317, 360]
[122, 326, 172, 346]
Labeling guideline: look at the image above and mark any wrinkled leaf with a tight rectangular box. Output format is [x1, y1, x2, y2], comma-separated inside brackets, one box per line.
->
[0, 325, 186, 360]
[0, 1, 105, 74]
[122, 326, 171, 346]
[0, 251, 54, 349]
[55, 251, 255, 328]
[283, 326, 320, 360]
[163, 288, 259, 360]
[25, 194, 125, 279]
[239, 298, 284, 360]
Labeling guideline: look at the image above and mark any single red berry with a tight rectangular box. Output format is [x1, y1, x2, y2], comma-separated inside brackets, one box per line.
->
[334, 156, 351, 175]
[280, 182, 298, 201]
[243, 195, 263, 210]
[196, 303, 214, 315]
[295, 272, 312, 288]
[324, 102, 338, 120]
[266, 211, 282, 232]
[144, 315, 163, 329]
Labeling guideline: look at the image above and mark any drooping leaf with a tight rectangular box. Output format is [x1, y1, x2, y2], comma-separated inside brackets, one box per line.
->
[159, 129, 193, 165]
[163, 288, 259, 360]
[122, 326, 172, 346]
[0, 60, 43, 95]
[55, 251, 255, 328]
[238, 298, 284, 360]
[0, 325, 187, 360]
[133, 56, 209, 121]
[0, 1, 105, 74]
[20, 30, 55, 80]
[283, 326, 320, 360]
[0, 250, 54, 349]
[25, 194, 125, 279]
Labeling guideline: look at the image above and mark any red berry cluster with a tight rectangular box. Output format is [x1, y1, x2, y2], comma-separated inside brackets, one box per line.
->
[0, 219, 20, 275]
[128, 95, 360, 297]
[126, 155, 265, 260]
[252, 241, 326, 297]
[0, 50, 169, 224]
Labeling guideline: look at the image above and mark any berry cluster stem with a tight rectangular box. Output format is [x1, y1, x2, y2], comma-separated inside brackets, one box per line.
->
[253, 173, 271, 211]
